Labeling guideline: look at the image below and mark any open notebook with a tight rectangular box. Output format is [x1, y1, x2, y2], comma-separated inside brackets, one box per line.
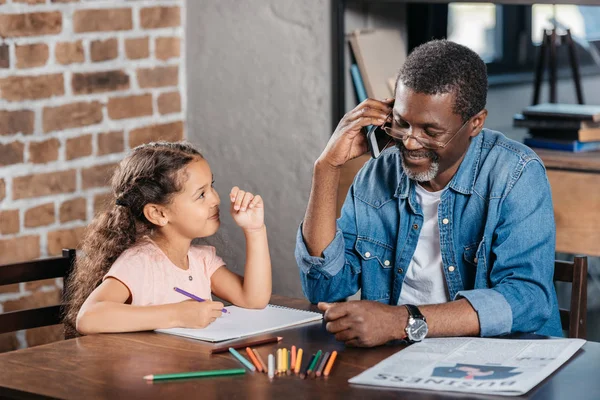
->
[155, 304, 323, 342]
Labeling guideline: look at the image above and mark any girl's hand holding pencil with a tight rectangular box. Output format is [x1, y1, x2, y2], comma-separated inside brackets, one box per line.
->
[229, 187, 264, 232]
[172, 300, 224, 329]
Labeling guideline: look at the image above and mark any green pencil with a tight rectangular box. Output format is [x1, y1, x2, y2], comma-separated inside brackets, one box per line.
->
[143, 368, 246, 381]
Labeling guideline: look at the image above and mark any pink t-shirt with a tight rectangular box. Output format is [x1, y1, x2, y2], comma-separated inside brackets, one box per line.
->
[104, 239, 225, 306]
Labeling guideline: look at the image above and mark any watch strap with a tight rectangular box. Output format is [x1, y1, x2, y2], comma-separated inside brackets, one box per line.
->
[405, 304, 425, 321]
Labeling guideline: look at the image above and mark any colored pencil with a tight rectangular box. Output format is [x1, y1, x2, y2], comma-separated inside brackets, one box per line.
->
[307, 350, 322, 377]
[323, 351, 338, 377]
[291, 345, 297, 369]
[287, 349, 292, 375]
[276, 348, 281, 374]
[294, 348, 303, 374]
[143, 368, 245, 381]
[300, 353, 315, 379]
[315, 352, 330, 377]
[210, 336, 283, 354]
[268, 354, 275, 379]
[229, 347, 256, 371]
[246, 347, 262, 372]
[282, 348, 287, 374]
[252, 349, 268, 373]
[173, 287, 228, 313]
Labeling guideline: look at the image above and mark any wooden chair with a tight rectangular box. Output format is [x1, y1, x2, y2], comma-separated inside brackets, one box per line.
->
[0, 249, 76, 337]
[554, 256, 587, 339]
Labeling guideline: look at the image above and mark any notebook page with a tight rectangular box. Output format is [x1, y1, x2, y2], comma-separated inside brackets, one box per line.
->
[156, 304, 323, 342]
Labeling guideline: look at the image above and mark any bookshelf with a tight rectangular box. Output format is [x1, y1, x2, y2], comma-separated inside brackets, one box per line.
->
[331, 0, 600, 130]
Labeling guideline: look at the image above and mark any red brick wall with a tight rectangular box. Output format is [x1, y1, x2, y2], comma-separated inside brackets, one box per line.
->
[0, 0, 185, 352]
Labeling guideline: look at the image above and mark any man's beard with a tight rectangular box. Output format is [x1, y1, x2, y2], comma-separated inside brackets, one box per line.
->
[397, 143, 440, 182]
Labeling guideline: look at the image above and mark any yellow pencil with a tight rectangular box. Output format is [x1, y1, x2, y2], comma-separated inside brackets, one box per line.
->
[294, 348, 303, 374]
[282, 348, 288, 373]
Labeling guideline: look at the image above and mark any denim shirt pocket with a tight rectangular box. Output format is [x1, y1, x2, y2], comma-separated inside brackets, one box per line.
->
[463, 239, 489, 288]
[354, 238, 394, 301]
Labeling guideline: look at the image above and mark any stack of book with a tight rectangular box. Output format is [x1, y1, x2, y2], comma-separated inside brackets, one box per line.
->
[515, 103, 600, 152]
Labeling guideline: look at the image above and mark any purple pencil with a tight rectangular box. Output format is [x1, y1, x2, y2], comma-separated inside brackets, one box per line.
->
[173, 287, 228, 313]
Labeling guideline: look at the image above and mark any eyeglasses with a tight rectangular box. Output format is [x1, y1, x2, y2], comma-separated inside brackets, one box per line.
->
[381, 116, 471, 150]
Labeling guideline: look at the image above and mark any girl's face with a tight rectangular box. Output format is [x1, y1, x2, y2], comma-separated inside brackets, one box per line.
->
[165, 158, 221, 240]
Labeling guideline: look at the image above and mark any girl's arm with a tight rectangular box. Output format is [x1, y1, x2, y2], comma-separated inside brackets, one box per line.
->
[211, 188, 272, 309]
[76, 278, 224, 335]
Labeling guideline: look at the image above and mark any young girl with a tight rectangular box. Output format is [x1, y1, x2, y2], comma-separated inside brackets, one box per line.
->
[65, 141, 271, 334]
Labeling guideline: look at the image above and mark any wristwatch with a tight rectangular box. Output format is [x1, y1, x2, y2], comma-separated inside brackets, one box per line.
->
[404, 304, 428, 343]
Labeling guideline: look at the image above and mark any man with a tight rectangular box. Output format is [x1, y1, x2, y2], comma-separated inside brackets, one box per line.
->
[295, 40, 562, 347]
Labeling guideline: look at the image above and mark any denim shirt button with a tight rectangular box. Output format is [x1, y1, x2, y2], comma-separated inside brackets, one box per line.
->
[448, 266, 455, 272]
[384, 260, 391, 266]
[442, 218, 449, 224]
[413, 224, 419, 230]
[397, 268, 403, 274]
[474, 257, 478, 263]
[365, 252, 371, 258]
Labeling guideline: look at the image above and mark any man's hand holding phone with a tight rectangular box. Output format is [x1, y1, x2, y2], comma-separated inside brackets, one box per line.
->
[318, 98, 393, 169]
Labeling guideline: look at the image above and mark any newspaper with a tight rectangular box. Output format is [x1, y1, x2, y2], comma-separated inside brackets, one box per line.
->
[349, 337, 585, 396]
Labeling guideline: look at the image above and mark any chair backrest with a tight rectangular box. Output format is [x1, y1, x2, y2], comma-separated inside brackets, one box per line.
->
[554, 256, 587, 339]
[0, 249, 76, 337]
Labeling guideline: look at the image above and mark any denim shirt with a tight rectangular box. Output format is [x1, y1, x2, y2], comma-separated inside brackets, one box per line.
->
[295, 129, 562, 337]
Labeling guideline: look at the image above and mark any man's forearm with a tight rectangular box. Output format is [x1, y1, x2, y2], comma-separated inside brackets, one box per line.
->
[302, 159, 342, 257]
[419, 299, 480, 338]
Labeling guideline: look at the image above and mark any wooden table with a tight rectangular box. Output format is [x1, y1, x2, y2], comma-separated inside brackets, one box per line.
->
[0, 296, 599, 399]
[535, 149, 600, 256]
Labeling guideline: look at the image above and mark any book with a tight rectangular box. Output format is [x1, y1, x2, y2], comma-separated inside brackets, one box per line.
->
[523, 103, 600, 122]
[350, 64, 367, 102]
[527, 128, 600, 143]
[513, 113, 600, 131]
[155, 304, 323, 342]
[524, 137, 600, 152]
[348, 29, 406, 99]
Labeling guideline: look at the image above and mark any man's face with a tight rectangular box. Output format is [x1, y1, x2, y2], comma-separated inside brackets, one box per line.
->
[392, 83, 478, 188]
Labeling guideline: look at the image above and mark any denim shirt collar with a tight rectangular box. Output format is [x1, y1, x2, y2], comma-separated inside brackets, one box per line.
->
[394, 130, 484, 200]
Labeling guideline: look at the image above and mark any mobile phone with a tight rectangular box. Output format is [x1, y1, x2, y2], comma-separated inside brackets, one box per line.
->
[366, 123, 392, 159]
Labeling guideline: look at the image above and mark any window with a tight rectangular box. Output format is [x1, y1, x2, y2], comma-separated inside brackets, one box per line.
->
[448, 4, 499, 63]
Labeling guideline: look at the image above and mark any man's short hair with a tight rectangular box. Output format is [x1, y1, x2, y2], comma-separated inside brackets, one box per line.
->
[397, 40, 488, 122]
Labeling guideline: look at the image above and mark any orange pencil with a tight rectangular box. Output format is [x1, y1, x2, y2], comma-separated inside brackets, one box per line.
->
[323, 351, 337, 377]
[294, 348, 303, 374]
[252, 348, 268, 373]
[246, 347, 262, 372]
[291, 346, 296, 369]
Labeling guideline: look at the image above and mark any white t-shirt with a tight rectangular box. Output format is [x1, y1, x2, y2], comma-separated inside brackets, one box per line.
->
[398, 183, 449, 306]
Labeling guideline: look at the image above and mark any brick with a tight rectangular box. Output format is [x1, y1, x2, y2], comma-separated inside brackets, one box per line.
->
[125, 37, 149, 60]
[0, 141, 24, 166]
[155, 37, 180, 61]
[0, 179, 5, 202]
[43, 101, 103, 133]
[0, 235, 40, 264]
[0, 74, 64, 102]
[28, 138, 59, 164]
[0, 332, 19, 353]
[157, 91, 181, 115]
[129, 121, 183, 148]
[137, 66, 178, 88]
[13, 170, 76, 200]
[15, 43, 48, 69]
[55, 41, 84, 65]
[141, 7, 180, 29]
[66, 134, 92, 160]
[26, 324, 64, 347]
[97, 130, 124, 155]
[0, 283, 20, 294]
[93, 192, 113, 215]
[0, 209, 19, 235]
[24, 203, 55, 228]
[107, 94, 152, 120]
[3, 289, 61, 313]
[72, 70, 129, 95]
[47, 227, 85, 255]
[59, 197, 86, 223]
[25, 279, 57, 292]
[91, 38, 118, 62]
[0, 12, 62, 38]
[73, 8, 132, 33]
[0, 110, 35, 136]
[0, 44, 8, 69]
[82, 163, 117, 189]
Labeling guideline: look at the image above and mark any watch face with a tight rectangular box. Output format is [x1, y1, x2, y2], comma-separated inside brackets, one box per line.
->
[407, 318, 428, 342]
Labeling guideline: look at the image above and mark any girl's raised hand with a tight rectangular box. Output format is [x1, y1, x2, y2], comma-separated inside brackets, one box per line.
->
[229, 186, 265, 231]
